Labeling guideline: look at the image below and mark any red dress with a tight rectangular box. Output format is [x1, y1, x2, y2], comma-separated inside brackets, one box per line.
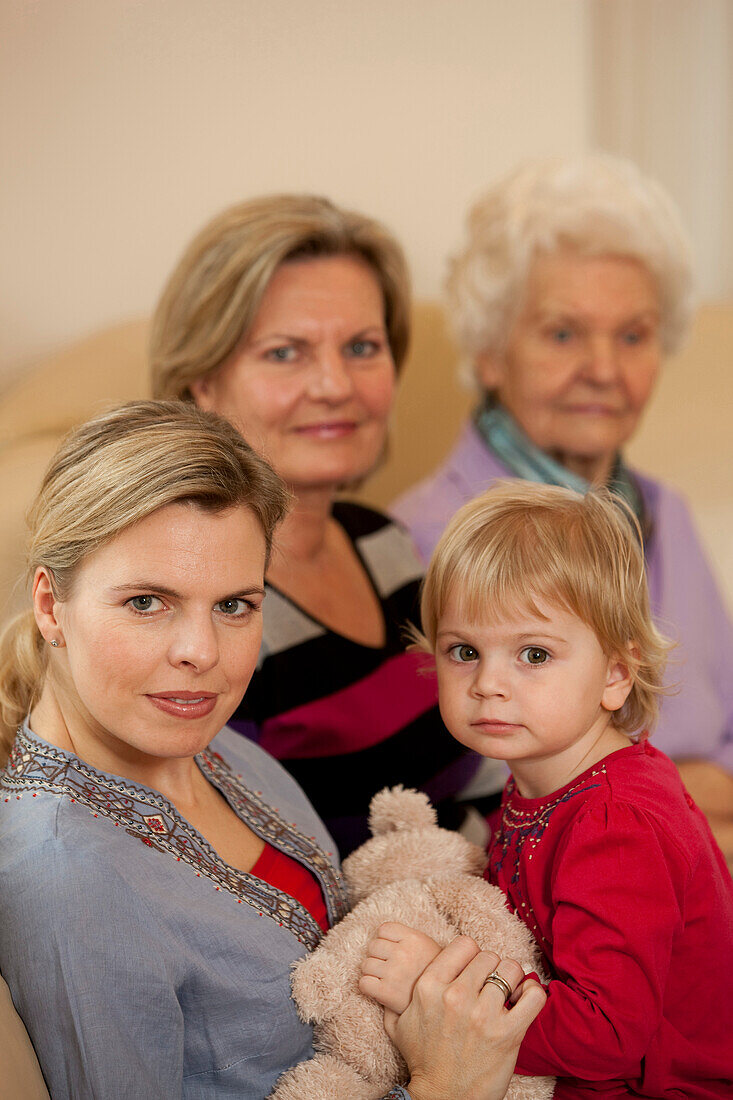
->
[485, 742, 733, 1098]
[252, 842, 329, 932]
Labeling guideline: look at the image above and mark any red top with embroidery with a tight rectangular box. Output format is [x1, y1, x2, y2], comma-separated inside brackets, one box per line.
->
[485, 742, 733, 1098]
[252, 842, 329, 933]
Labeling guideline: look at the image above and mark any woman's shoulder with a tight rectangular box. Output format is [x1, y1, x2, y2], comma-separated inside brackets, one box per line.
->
[390, 420, 509, 563]
[631, 467, 700, 534]
[334, 499, 424, 596]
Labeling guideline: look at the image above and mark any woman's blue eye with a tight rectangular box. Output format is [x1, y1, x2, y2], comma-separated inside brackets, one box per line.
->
[267, 346, 295, 362]
[216, 598, 248, 616]
[621, 330, 643, 345]
[521, 646, 549, 665]
[449, 644, 479, 663]
[348, 339, 378, 357]
[129, 595, 160, 613]
[552, 328, 573, 343]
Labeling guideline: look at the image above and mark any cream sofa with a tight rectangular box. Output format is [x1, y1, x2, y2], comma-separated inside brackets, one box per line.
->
[1, 303, 732, 623]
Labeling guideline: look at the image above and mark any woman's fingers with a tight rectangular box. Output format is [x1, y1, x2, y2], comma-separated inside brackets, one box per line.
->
[503, 978, 547, 1034]
[477, 956, 526, 1005]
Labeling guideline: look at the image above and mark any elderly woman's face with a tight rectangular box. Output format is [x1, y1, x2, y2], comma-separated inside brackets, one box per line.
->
[44, 503, 266, 767]
[192, 255, 396, 494]
[477, 252, 662, 483]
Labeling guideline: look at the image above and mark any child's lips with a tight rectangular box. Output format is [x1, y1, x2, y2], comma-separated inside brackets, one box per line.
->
[471, 719, 522, 734]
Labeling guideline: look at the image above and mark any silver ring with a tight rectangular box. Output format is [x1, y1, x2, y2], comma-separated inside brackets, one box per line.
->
[481, 971, 513, 1002]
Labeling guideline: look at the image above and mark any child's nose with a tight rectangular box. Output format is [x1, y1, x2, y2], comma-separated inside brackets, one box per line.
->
[471, 657, 510, 700]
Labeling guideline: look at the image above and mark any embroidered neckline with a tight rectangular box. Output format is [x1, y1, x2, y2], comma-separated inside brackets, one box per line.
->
[2, 728, 349, 951]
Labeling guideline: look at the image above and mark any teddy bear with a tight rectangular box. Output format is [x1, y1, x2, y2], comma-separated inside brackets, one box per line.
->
[268, 787, 554, 1100]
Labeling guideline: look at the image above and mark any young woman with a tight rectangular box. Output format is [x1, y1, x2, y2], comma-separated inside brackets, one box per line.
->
[0, 401, 542, 1100]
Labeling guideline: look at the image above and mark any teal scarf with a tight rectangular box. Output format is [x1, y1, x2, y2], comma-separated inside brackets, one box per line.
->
[474, 401, 648, 536]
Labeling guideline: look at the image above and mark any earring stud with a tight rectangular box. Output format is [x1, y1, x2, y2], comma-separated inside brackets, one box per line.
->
[50, 639, 59, 647]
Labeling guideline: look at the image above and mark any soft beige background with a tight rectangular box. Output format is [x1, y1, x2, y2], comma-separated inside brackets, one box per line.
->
[1, 0, 591, 384]
[1, 0, 731, 605]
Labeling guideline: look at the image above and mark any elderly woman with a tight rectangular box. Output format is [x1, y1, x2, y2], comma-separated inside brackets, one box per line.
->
[150, 196, 477, 857]
[0, 400, 543, 1100]
[392, 154, 733, 857]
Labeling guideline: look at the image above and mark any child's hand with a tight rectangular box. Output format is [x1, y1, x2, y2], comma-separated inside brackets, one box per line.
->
[359, 922, 460, 1013]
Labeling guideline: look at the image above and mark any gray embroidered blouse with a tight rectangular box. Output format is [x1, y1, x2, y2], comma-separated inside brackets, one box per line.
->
[0, 724, 356, 1099]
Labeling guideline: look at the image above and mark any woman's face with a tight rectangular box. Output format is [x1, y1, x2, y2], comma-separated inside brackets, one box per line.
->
[191, 254, 396, 494]
[477, 252, 662, 483]
[43, 502, 266, 769]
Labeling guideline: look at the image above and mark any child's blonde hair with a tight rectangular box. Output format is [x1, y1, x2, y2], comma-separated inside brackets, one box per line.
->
[418, 481, 669, 734]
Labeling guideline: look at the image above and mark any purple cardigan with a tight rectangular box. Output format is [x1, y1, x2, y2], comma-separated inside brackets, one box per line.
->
[391, 420, 733, 774]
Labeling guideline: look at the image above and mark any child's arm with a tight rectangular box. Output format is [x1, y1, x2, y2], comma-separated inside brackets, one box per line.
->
[359, 923, 445, 1012]
[510, 804, 691, 1081]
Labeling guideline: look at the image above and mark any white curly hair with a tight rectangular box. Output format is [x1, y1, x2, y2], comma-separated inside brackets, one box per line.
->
[447, 153, 694, 385]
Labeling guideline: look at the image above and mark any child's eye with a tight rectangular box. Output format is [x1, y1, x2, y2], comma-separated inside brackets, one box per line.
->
[448, 644, 479, 663]
[128, 595, 164, 614]
[520, 646, 549, 665]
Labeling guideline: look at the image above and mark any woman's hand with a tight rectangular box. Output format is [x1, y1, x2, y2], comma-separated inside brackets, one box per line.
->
[384, 936, 546, 1100]
[360, 922, 443, 1013]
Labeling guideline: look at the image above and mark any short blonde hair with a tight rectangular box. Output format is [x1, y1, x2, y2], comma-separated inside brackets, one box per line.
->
[418, 481, 669, 734]
[448, 153, 694, 379]
[151, 194, 411, 400]
[0, 400, 290, 761]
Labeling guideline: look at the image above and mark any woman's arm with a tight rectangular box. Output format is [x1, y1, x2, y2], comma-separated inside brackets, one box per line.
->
[2, 858, 187, 1100]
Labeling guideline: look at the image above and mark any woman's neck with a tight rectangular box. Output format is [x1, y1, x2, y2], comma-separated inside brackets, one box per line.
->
[269, 486, 335, 567]
[548, 448, 615, 486]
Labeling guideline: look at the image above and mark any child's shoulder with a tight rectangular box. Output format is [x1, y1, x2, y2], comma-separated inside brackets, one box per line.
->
[573, 741, 710, 864]
[601, 740, 687, 809]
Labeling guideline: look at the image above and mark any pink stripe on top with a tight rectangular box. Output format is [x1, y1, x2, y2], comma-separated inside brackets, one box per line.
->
[258, 651, 439, 759]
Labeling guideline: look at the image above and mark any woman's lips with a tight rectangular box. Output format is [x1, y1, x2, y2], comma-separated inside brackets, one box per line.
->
[146, 692, 218, 719]
[564, 404, 623, 416]
[292, 421, 359, 439]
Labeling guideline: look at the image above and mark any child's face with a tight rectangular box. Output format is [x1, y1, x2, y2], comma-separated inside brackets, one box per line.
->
[435, 593, 633, 797]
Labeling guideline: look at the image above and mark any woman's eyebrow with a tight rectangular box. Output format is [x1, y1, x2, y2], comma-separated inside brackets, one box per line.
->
[109, 581, 182, 599]
[109, 582, 266, 599]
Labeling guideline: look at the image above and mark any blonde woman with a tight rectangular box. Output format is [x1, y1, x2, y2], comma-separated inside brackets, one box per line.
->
[393, 154, 733, 857]
[151, 196, 477, 858]
[0, 401, 542, 1100]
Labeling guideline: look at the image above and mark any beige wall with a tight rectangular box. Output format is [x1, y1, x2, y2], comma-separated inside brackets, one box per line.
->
[0, 0, 591, 385]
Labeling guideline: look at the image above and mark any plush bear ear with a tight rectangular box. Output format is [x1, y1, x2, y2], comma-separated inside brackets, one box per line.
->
[368, 786, 438, 836]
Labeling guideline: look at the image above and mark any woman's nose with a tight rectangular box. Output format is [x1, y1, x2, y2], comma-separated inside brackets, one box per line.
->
[308, 348, 354, 401]
[583, 336, 621, 385]
[168, 616, 219, 673]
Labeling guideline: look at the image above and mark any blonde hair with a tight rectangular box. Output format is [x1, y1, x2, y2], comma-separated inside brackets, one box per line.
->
[151, 194, 411, 400]
[448, 153, 694, 382]
[0, 400, 290, 762]
[418, 481, 669, 734]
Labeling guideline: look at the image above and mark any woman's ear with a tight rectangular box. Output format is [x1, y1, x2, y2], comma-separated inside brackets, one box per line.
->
[189, 375, 215, 410]
[32, 567, 64, 648]
[474, 351, 507, 393]
[601, 643, 638, 714]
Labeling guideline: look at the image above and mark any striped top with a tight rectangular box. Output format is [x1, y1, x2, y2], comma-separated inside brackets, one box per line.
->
[230, 502, 476, 856]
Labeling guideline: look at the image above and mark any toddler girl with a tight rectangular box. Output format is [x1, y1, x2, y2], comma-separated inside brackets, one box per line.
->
[362, 482, 733, 1098]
